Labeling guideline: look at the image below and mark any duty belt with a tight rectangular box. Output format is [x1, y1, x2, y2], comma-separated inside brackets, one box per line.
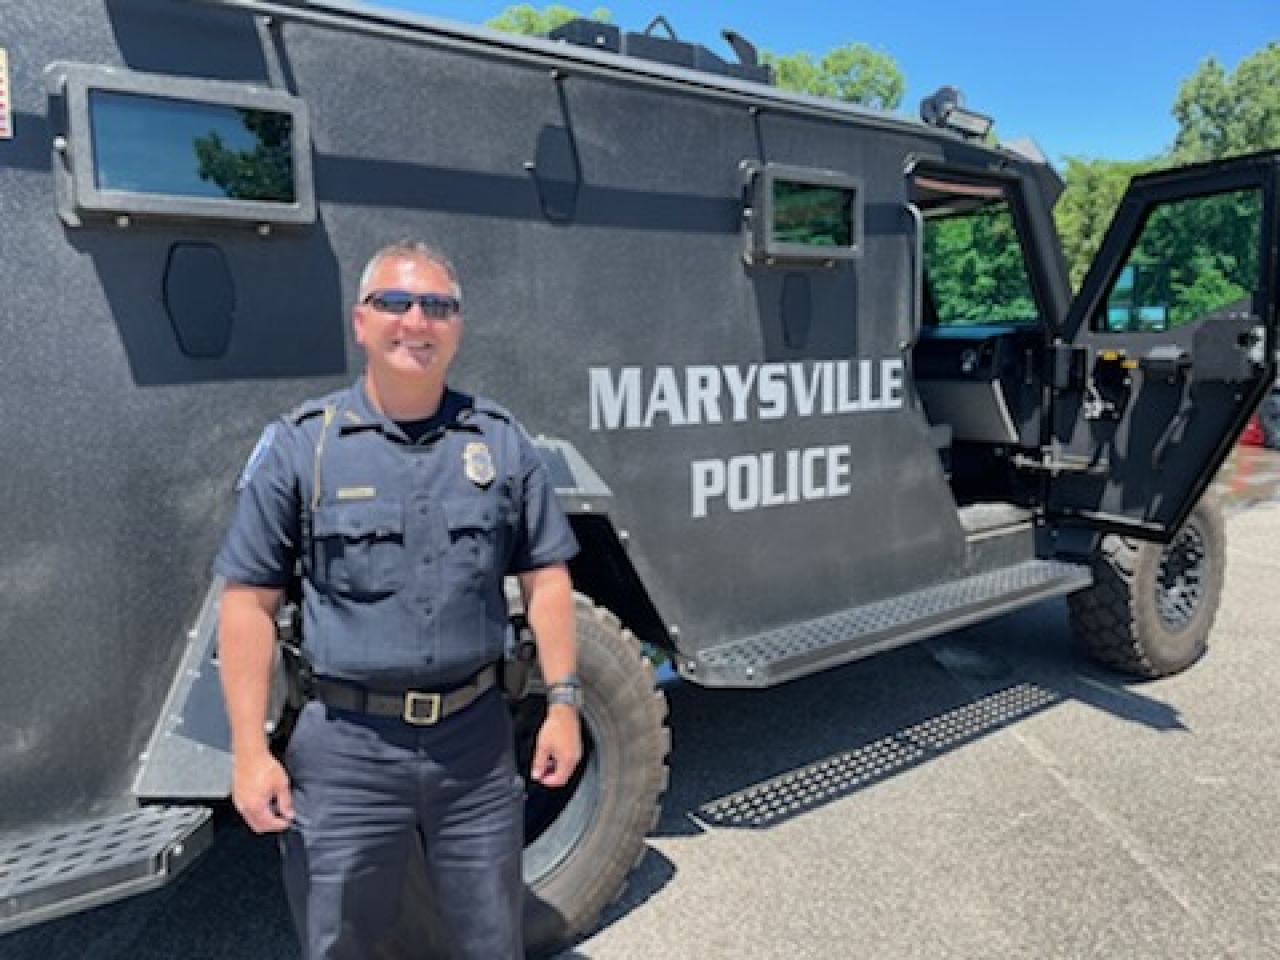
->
[308, 664, 498, 726]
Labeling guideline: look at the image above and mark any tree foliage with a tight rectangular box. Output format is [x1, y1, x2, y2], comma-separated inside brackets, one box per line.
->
[1118, 188, 1261, 329]
[925, 204, 1038, 325]
[1057, 43, 1280, 287]
[1171, 43, 1280, 163]
[762, 45, 904, 110]
[1054, 157, 1160, 290]
[194, 109, 294, 202]
[485, 4, 610, 35]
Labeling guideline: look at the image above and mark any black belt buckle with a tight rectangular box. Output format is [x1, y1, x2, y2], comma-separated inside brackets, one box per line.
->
[403, 690, 442, 726]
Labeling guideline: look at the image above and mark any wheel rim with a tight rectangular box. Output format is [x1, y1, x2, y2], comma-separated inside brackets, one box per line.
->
[512, 696, 601, 884]
[1154, 523, 1206, 630]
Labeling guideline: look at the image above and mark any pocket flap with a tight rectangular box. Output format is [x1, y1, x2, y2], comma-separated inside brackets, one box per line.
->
[443, 498, 503, 532]
[312, 501, 404, 538]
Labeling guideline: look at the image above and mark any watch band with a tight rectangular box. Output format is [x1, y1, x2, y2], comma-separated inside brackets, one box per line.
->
[546, 684, 582, 708]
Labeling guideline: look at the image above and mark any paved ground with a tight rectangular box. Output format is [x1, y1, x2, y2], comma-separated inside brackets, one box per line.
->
[4, 447, 1279, 960]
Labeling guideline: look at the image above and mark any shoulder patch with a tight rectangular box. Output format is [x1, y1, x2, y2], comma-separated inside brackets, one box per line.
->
[236, 423, 279, 491]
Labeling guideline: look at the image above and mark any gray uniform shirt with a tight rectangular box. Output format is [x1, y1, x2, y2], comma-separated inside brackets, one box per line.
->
[214, 379, 578, 686]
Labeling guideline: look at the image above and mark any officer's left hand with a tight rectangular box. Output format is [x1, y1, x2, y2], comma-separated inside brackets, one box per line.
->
[531, 704, 582, 787]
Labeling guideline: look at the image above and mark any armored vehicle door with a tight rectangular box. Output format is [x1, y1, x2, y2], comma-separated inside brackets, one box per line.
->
[1047, 150, 1280, 539]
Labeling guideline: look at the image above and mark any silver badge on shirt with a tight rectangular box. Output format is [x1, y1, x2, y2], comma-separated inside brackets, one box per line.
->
[463, 441, 495, 488]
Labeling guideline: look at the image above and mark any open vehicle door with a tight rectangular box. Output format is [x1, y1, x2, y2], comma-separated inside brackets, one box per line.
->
[1048, 150, 1280, 540]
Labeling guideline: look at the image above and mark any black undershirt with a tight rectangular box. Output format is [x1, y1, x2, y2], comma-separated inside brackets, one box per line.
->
[395, 390, 469, 444]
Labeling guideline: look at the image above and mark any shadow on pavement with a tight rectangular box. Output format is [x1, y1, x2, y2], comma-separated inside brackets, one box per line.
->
[593, 596, 1190, 935]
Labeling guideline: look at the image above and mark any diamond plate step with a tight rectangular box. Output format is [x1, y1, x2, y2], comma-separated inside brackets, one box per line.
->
[686, 560, 1092, 688]
[0, 805, 213, 935]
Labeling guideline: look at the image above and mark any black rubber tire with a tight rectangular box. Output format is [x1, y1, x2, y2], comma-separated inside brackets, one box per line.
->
[518, 595, 670, 957]
[1067, 495, 1226, 678]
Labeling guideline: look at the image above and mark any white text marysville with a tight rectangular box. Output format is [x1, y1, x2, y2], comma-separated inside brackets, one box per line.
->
[588, 359, 905, 431]
[588, 360, 905, 518]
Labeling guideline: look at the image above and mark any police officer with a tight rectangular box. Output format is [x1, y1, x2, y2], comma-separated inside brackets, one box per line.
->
[216, 240, 581, 960]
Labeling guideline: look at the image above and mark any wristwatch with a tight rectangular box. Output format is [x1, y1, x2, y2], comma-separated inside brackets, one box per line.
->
[545, 675, 582, 709]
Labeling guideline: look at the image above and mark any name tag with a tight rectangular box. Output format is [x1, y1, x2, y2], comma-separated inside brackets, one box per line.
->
[336, 486, 377, 500]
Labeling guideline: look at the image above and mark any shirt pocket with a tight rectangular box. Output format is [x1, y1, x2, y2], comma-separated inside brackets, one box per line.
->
[442, 497, 514, 588]
[310, 500, 406, 599]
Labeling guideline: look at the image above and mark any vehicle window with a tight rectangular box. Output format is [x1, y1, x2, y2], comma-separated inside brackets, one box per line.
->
[90, 90, 296, 203]
[745, 164, 862, 263]
[771, 180, 856, 250]
[1097, 187, 1262, 332]
[923, 199, 1040, 327]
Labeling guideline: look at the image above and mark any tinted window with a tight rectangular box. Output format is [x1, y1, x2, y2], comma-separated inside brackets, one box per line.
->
[1099, 187, 1262, 332]
[771, 180, 856, 249]
[90, 90, 296, 204]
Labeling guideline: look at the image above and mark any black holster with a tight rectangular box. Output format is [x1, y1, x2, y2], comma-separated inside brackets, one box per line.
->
[275, 602, 313, 710]
[501, 614, 537, 700]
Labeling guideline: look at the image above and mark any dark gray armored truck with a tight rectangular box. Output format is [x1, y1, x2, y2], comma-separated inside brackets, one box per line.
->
[2, 0, 1278, 954]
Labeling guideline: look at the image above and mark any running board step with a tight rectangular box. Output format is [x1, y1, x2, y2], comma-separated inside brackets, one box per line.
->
[685, 560, 1092, 688]
[0, 805, 213, 935]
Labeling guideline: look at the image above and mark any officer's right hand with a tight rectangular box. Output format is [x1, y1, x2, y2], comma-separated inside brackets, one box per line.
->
[232, 752, 295, 833]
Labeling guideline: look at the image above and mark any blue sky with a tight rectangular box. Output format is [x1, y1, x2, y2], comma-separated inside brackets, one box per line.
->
[381, 0, 1276, 165]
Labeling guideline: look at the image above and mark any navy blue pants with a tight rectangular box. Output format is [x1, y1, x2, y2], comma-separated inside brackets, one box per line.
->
[281, 688, 525, 959]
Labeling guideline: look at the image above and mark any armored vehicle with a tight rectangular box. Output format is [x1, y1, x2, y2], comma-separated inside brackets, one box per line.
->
[2, 0, 1277, 954]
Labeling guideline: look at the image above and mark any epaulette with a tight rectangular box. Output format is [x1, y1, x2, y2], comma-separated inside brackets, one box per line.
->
[466, 395, 514, 424]
[287, 388, 349, 426]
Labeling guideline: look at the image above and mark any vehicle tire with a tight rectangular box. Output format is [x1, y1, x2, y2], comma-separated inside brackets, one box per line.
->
[1259, 391, 1280, 449]
[1067, 495, 1225, 678]
[518, 595, 670, 957]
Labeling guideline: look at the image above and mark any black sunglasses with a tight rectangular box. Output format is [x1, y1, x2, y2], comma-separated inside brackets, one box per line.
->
[362, 289, 461, 319]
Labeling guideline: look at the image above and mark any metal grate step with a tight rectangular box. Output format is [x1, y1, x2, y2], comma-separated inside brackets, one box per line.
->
[0, 805, 213, 936]
[687, 560, 1091, 688]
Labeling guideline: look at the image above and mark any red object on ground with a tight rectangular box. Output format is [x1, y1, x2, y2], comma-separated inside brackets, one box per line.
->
[1241, 413, 1265, 446]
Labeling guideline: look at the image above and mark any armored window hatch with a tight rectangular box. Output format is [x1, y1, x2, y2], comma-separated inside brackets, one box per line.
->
[0, 805, 213, 936]
[743, 163, 864, 265]
[47, 63, 315, 228]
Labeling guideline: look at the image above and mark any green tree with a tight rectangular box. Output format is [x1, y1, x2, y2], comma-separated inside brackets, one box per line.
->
[1172, 42, 1280, 163]
[1054, 157, 1159, 290]
[763, 45, 904, 110]
[194, 109, 294, 202]
[485, 4, 610, 35]
[1121, 188, 1261, 328]
[1055, 43, 1279, 288]
[925, 204, 1038, 325]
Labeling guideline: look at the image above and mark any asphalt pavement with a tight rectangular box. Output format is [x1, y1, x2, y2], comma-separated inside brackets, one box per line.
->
[4, 449, 1279, 960]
